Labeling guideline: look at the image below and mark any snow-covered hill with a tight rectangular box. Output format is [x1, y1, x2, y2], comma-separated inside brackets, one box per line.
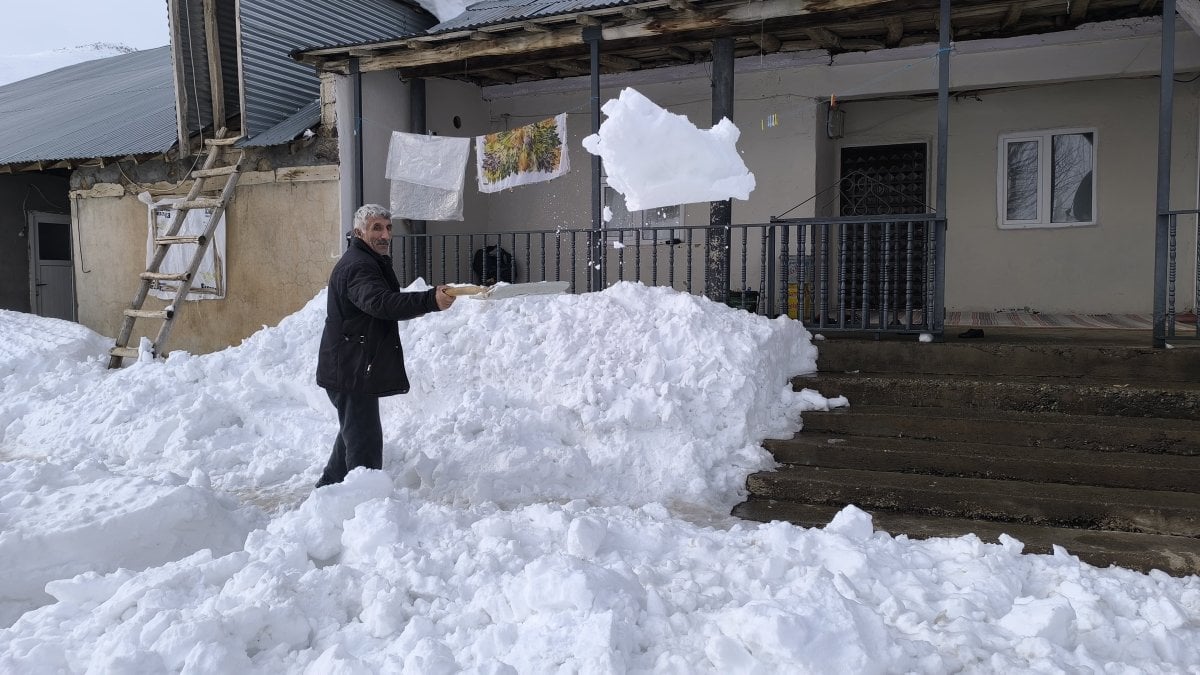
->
[0, 42, 135, 87]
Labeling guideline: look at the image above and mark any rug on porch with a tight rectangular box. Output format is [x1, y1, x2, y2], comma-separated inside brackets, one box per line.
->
[946, 311, 1198, 330]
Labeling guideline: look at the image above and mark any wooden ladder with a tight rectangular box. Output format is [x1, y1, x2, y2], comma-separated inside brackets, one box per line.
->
[107, 129, 243, 368]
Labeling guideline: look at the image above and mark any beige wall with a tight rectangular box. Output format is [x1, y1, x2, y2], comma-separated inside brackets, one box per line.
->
[71, 173, 340, 355]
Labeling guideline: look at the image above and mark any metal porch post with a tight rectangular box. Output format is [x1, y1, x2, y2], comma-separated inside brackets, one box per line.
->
[933, 0, 951, 334]
[351, 58, 364, 211]
[1153, 0, 1176, 348]
[410, 78, 427, 284]
[585, 26, 604, 293]
[707, 37, 734, 303]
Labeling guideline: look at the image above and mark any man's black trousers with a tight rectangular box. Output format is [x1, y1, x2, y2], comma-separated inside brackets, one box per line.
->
[317, 389, 382, 487]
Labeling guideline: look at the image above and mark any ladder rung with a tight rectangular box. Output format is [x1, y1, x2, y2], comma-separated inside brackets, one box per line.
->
[185, 287, 220, 295]
[124, 308, 173, 320]
[109, 346, 143, 359]
[173, 198, 223, 210]
[204, 136, 242, 146]
[140, 271, 190, 282]
[191, 165, 238, 178]
[156, 235, 206, 246]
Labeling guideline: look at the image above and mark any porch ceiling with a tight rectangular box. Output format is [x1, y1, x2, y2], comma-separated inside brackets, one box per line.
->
[293, 0, 1164, 87]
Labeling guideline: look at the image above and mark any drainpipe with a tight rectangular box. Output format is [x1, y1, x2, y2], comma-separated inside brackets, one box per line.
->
[585, 25, 603, 293]
[1153, 0, 1176, 348]
[707, 37, 734, 303]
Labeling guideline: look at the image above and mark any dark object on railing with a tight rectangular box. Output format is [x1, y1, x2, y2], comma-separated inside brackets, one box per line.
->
[472, 245, 514, 285]
[726, 289, 759, 313]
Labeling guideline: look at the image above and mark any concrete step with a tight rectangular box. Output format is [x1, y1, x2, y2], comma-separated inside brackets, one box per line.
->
[767, 433, 1200, 492]
[731, 500, 1200, 576]
[801, 405, 1200, 454]
[815, 336, 1200, 383]
[798, 372, 1200, 420]
[745, 465, 1200, 536]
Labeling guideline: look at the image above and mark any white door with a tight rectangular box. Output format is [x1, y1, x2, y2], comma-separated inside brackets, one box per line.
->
[28, 212, 76, 321]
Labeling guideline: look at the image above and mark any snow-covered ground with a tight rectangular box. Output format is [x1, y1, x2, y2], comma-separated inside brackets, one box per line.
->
[3, 85, 1200, 672]
[2, 284, 1200, 673]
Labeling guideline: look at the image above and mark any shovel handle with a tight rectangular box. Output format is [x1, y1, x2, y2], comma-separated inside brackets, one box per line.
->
[445, 285, 488, 297]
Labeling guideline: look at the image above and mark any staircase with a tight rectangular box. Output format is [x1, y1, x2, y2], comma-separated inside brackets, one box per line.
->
[107, 130, 242, 367]
[733, 333, 1200, 576]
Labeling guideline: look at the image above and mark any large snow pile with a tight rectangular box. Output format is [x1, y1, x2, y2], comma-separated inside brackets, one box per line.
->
[3, 286, 1200, 672]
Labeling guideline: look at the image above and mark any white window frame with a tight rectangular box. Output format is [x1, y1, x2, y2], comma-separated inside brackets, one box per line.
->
[601, 181, 683, 243]
[997, 127, 1097, 229]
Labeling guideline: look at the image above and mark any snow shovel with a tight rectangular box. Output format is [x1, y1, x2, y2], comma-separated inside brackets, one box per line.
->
[445, 280, 571, 299]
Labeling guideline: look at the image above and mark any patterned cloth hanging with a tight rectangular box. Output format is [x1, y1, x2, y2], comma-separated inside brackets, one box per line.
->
[476, 113, 569, 193]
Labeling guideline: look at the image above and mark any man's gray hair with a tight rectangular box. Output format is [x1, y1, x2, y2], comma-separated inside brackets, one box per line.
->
[353, 204, 391, 231]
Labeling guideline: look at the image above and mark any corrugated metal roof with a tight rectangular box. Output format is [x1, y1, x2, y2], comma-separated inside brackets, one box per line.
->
[237, 98, 320, 147]
[428, 0, 636, 34]
[239, 0, 436, 138]
[0, 47, 177, 166]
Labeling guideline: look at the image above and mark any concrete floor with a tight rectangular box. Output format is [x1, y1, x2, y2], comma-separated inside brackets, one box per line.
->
[819, 326, 1200, 348]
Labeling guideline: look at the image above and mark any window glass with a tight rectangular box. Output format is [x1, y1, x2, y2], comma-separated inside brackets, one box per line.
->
[1051, 132, 1094, 223]
[1005, 140, 1039, 221]
[38, 222, 71, 261]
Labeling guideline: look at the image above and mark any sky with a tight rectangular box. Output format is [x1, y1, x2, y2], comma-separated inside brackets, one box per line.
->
[3, 89, 1200, 673]
[0, 0, 169, 54]
[0, 0, 169, 87]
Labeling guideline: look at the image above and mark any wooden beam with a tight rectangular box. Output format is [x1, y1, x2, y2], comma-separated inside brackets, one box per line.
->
[203, 0, 225, 129]
[750, 32, 782, 52]
[552, 60, 591, 75]
[667, 46, 694, 61]
[805, 27, 841, 50]
[339, 0, 896, 75]
[1002, 2, 1024, 29]
[510, 62, 558, 77]
[478, 69, 519, 83]
[167, 0, 191, 157]
[469, 31, 493, 41]
[884, 16, 903, 47]
[622, 7, 647, 20]
[1178, 0, 1200, 37]
[405, 39, 431, 50]
[1069, 0, 1091, 22]
[521, 21, 550, 33]
[600, 53, 641, 71]
[576, 14, 600, 27]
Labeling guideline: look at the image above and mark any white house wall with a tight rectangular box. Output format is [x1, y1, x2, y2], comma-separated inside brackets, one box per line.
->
[839, 79, 1199, 315]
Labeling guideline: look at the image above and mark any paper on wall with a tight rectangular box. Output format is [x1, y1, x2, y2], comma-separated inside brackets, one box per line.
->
[144, 197, 226, 301]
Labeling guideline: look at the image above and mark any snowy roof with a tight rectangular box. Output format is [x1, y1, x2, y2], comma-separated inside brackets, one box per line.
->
[426, 0, 639, 34]
[236, 99, 321, 148]
[0, 47, 177, 167]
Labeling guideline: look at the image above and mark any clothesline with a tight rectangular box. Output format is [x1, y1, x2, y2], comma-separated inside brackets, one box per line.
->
[386, 113, 571, 221]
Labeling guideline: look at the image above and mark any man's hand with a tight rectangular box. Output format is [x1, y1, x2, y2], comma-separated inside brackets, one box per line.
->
[435, 285, 456, 311]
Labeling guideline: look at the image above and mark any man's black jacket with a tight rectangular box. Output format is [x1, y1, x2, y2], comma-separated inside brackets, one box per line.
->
[317, 237, 440, 396]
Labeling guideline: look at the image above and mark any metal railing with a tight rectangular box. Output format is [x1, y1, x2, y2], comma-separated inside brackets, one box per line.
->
[393, 215, 945, 334]
[1157, 210, 1200, 343]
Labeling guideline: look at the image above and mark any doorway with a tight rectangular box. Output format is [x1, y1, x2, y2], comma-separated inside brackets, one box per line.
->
[838, 142, 930, 321]
[27, 211, 76, 321]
